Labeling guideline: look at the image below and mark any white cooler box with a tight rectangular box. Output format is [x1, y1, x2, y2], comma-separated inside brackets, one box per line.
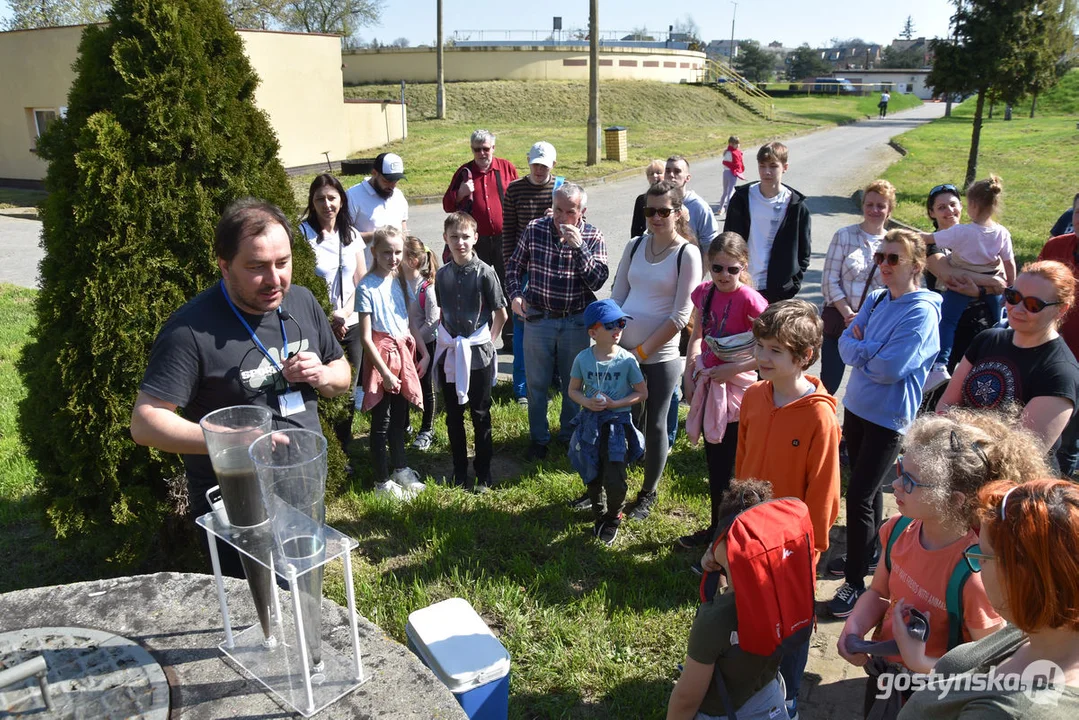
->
[406, 598, 510, 720]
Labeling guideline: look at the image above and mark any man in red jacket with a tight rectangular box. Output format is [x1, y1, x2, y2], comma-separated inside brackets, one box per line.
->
[443, 130, 519, 310]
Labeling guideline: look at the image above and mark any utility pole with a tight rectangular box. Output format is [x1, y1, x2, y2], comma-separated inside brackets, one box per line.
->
[586, 0, 599, 165]
[436, 0, 446, 119]
[729, 2, 738, 67]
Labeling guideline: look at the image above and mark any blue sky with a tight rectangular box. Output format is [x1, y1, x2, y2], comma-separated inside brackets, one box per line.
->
[1, 1, 956, 47]
[368, 1, 956, 48]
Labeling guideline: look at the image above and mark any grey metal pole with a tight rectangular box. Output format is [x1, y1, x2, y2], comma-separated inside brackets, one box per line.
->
[400, 80, 407, 139]
[436, 0, 445, 119]
[586, 0, 599, 165]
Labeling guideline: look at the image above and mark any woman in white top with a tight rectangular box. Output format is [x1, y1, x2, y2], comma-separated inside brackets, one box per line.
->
[299, 173, 368, 448]
[611, 180, 702, 521]
[819, 179, 893, 394]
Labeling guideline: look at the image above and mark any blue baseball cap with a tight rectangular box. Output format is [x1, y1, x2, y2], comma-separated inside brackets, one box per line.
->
[584, 299, 632, 328]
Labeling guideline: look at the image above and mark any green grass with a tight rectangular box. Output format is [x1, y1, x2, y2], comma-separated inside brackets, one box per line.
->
[0, 284, 37, 521]
[0, 188, 46, 210]
[771, 92, 922, 125]
[882, 89, 1078, 262]
[308, 80, 913, 202]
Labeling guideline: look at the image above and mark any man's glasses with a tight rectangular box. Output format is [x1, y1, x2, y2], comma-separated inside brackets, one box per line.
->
[963, 544, 995, 573]
[711, 264, 743, 276]
[1003, 287, 1063, 313]
[896, 456, 928, 494]
[472, 145, 492, 153]
[603, 318, 628, 330]
[873, 252, 905, 266]
[643, 207, 677, 218]
[930, 183, 959, 198]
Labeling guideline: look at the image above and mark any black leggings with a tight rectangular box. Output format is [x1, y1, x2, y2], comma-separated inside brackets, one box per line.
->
[370, 392, 409, 482]
[419, 340, 436, 433]
[634, 359, 682, 497]
[704, 422, 739, 531]
[844, 410, 902, 589]
[334, 324, 365, 447]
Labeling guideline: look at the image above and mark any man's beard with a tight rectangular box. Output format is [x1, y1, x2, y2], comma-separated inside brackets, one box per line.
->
[373, 177, 394, 199]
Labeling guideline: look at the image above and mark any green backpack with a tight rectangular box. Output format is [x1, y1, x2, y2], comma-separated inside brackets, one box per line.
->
[884, 516, 976, 651]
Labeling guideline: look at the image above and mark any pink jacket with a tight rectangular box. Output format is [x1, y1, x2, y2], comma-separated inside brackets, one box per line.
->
[686, 356, 756, 445]
[361, 331, 423, 412]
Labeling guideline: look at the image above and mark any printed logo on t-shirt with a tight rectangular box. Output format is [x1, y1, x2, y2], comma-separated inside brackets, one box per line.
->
[962, 358, 1019, 409]
[584, 368, 623, 398]
[239, 339, 310, 393]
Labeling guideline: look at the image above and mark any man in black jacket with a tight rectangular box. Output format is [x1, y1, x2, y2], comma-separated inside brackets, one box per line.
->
[722, 141, 811, 303]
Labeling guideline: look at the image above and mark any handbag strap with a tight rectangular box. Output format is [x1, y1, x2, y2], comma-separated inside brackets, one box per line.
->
[855, 262, 877, 312]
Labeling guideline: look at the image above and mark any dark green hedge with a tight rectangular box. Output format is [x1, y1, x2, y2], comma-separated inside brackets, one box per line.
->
[20, 0, 349, 568]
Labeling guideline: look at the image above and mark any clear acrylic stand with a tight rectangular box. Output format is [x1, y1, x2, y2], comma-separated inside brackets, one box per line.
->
[196, 509, 367, 717]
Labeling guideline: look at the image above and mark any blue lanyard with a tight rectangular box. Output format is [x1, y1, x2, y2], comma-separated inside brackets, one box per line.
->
[219, 280, 288, 373]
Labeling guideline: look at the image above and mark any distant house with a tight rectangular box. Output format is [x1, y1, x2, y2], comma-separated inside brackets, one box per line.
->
[886, 37, 934, 67]
[815, 44, 883, 70]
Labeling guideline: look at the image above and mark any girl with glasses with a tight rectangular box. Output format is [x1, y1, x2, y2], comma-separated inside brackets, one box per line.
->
[819, 179, 894, 395]
[839, 409, 1048, 718]
[938, 260, 1079, 466]
[922, 175, 1017, 393]
[826, 229, 942, 621]
[609, 181, 702, 522]
[678, 232, 768, 553]
[899, 478, 1079, 718]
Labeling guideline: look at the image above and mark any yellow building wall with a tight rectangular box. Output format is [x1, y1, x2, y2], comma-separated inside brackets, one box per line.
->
[0, 26, 405, 182]
[343, 46, 707, 85]
[0, 25, 84, 181]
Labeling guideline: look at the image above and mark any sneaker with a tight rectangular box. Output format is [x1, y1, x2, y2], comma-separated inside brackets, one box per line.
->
[568, 492, 592, 511]
[374, 479, 406, 499]
[625, 491, 657, 521]
[527, 443, 548, 461]
[677, 527, 714, 549]
[390, 467, 426, 497]
[404, 423, 414, 437]
[516, 396, 529, 408]
[786, 699, 799, 720]
[690, 559, 704, 576]
[411, 430, 434, 451]
[827, 582, 865, 618]
[826, 551, 879, 578]
[466, 477, 492, 495]
[923, 363, 951, 393]
[596, 521, 620, 546]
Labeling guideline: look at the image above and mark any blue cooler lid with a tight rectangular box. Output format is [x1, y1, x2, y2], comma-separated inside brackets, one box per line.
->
[406, 598, 511, 693]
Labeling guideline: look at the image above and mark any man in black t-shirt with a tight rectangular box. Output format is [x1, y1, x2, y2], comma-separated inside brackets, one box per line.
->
[131, 198, 351, 574]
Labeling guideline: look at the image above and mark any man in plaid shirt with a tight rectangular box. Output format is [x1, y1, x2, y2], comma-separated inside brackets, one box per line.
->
[507, 182, 609, 459]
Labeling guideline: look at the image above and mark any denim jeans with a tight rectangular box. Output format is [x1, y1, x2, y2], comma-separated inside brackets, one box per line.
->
[938, 289, 1003, 366]
[820, 334, 847, 396]
[512, 314, 527, 399]
[523, 313, 589, 445]
[779, 635, 810, 703]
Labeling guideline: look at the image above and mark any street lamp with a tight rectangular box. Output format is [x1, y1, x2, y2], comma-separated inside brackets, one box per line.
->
[729, 2, 738, 67]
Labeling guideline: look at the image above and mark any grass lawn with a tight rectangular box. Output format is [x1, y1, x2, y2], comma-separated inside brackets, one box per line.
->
[0, 188, 46, 210]
[883, 70, 1079, 263]
[771, 92, 922, 125]
[293, 80, 920, 203]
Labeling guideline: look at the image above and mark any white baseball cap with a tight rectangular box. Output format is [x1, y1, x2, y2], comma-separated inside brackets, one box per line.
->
[374, 152, 405, 181]
[527, 141, 556, 168]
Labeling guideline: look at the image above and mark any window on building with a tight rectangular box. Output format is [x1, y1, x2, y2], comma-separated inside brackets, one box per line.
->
[33, 109, 58, 138]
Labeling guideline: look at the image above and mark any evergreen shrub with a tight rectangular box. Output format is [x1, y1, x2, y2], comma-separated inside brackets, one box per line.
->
[21, 0, 349, 569]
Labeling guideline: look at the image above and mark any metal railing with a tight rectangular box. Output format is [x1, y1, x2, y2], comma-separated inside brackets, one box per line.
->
[702, 58, 774, 120]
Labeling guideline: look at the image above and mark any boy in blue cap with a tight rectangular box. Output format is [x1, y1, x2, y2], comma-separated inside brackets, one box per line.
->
[567, 299, 648, 545]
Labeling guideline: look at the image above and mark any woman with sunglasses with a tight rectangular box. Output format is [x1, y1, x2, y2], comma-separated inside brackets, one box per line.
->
[838, 409, 1048, 717]
[898, 478, 1079, 718]
[611, 180, 702, 521]
[827, 229, 942, 619]
[937, 261, 1079, 466]
[819, 179, 893, 394]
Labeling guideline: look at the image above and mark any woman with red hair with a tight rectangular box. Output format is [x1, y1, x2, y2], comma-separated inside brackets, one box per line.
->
[899, 478, 1079, 717]
[938, 261, 1079, 468]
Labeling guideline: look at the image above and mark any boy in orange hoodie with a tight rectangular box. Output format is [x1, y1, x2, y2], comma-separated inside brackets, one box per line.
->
[736, 298, 841, 719]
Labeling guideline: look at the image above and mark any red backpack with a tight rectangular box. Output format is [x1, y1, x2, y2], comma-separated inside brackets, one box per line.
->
[699, 497, 816, 657]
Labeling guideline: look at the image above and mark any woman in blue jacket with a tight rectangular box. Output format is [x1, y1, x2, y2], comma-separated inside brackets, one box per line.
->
[826, 229, 941, 619]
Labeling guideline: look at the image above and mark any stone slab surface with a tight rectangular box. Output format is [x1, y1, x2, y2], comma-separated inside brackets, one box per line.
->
[0, 573, 467, 719]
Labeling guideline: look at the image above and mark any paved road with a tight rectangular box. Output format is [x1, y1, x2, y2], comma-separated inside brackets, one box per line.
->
[0, 212, 43, 289]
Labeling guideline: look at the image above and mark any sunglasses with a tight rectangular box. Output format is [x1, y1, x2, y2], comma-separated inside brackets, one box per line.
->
[602, 318, 628, 330]
[963, 544, 996, 573]
[895, 456, 928, 494]
[711, 264, 743, 275]
[929, 183, 959, 198]
[873, 252, 906, 266]
[1003, 287, 1063, 313]
[643, 206, 678, 218]
[471, 145, 492, 152]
